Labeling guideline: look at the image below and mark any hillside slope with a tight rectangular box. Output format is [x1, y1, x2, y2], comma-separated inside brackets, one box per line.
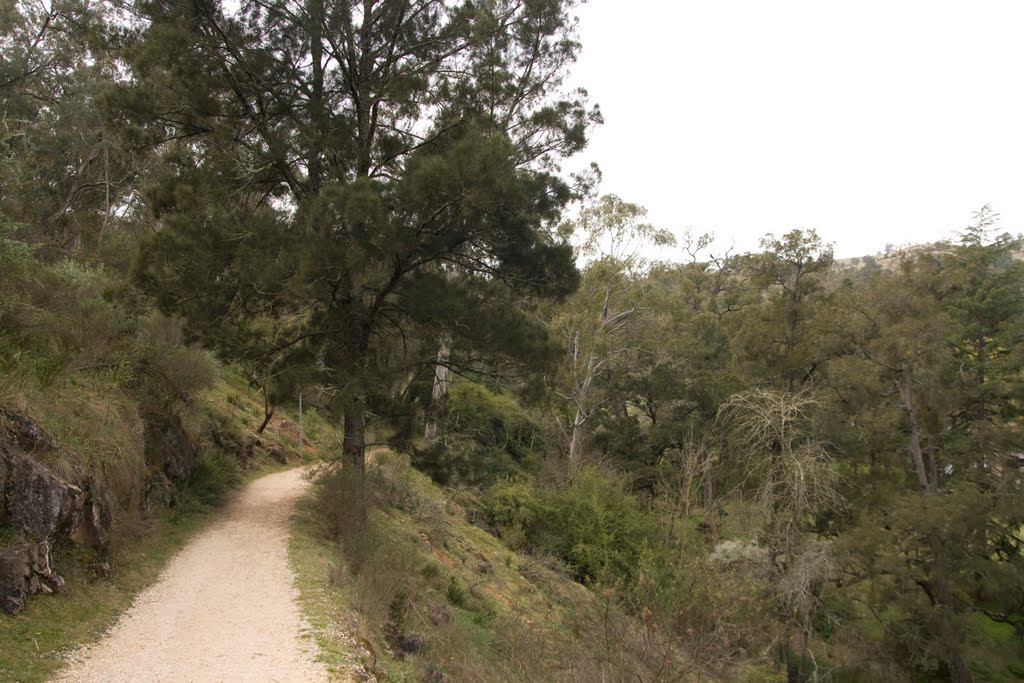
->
[291, 450, 700, 683]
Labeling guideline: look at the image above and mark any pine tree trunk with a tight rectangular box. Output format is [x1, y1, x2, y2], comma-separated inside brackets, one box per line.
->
[936, 571, 973, 682]
[341, 401, 368, 523]
[974, 338, 988, 422]
[424, 335, 451, 443]
[343, 403, 366, 473]
[918, 541, 974, 683]
[945, 620, 973, 683]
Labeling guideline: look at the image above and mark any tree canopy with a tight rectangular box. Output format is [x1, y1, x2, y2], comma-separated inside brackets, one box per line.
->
[116, 0, 599, 470]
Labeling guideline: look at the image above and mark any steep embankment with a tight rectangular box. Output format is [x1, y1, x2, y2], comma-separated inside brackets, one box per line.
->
[290, 452, 684, 683]
[55, 468, 327, 682]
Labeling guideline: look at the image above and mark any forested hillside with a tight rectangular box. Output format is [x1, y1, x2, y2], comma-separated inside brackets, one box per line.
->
[2, 1, 1023, 682]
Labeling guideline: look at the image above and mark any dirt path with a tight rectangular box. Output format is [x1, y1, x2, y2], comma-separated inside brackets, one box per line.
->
[54, 468, 328, 683]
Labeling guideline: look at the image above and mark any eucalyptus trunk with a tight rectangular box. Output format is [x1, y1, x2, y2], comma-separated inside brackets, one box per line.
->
[424, 335, 451, 443]
[897, 367, 935, 495]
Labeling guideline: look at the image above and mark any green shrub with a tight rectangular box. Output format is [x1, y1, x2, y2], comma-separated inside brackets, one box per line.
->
[535, 467, 661, 584]
[0, 229, 35, 330]
[0, 246, 217, 412]
[486, 477, 541, 549]
[130, 312, 219, 411]
[414, 380, 544, 486]
[172, 450, 242, 518]
[487, 467, 662, 586]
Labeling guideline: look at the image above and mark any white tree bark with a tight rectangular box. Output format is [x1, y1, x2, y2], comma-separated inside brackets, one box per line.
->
[897, 367, 935, 495]
[424, 335, 451, 443]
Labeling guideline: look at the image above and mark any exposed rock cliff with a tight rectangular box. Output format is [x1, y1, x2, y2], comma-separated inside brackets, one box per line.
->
[0, 410, 167, 613]
[0, 441, 84, 542]
[0, 542, 65, 614]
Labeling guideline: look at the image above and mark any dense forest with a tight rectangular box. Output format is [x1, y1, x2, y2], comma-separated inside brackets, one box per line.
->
[2, 0, 1023, 681]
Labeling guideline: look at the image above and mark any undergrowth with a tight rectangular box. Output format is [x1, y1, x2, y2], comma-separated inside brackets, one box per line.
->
[170, 450, 244, 519]
[292, 451, 703, 682]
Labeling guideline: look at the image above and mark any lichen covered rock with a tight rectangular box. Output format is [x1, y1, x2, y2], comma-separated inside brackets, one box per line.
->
[144, 413, 197, 481]
[0, 542, 65, 615]
[0, 429, 85, 542]
[0, 410, 116, 612]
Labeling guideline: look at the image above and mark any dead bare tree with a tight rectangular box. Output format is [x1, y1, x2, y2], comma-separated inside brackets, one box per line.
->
[719, 388, 843, 680]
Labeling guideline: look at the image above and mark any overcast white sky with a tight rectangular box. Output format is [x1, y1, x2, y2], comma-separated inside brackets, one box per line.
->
[567, 0, 1024, 258]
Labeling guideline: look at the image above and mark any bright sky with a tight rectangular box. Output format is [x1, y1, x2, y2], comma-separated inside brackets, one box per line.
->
[568, 0, 1024, 258]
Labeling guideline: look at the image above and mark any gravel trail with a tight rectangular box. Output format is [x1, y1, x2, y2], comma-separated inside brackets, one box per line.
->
[54, 468, 328, 682]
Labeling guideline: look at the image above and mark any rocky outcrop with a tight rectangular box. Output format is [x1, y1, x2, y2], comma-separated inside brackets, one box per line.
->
[0, 410, 113, 612]
[267, 444, 288, 465]
[1, 407, 250, 614]
[0, 412, 85, 542]
[0, 542, 65, 614]
[211, 427, 251, 466]
[0, 408, 53, 452]
[71, 485, 112, 558]
[145, 471, 174, 509]
[144, 414, 197, 481]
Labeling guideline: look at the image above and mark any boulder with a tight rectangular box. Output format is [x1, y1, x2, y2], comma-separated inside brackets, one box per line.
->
[0, 410, 112, 553]
[144, 414, 196, 481]
[0, 408, 53, 452]
[267, 444, 288, 465]
[398, 633, 425, 655]
[0, 542, 65, 615]
[242, 435, 262, 467]
[0, 410, 114, 612]
[145, 471, 174, 509]
[211, 428, 252, 466]
[0, 443, 84, 542]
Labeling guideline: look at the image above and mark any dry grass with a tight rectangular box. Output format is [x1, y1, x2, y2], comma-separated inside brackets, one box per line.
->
[2, 377, 148, 510]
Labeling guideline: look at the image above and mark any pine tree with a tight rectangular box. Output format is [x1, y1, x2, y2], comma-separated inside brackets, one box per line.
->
[116, 0, 597, 475]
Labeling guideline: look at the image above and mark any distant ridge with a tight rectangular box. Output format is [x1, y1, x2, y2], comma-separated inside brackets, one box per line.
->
[834, 238, 1024, 271]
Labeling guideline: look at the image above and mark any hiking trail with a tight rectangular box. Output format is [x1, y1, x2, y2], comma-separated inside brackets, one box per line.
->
[54, 468, 328, 682]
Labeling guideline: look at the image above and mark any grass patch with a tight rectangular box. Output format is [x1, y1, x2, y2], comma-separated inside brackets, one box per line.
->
[289, 493, 372, 681]
[3, 376, 148, 506]
[0, 525, 20, 547]
[170, 450, 244, 519]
